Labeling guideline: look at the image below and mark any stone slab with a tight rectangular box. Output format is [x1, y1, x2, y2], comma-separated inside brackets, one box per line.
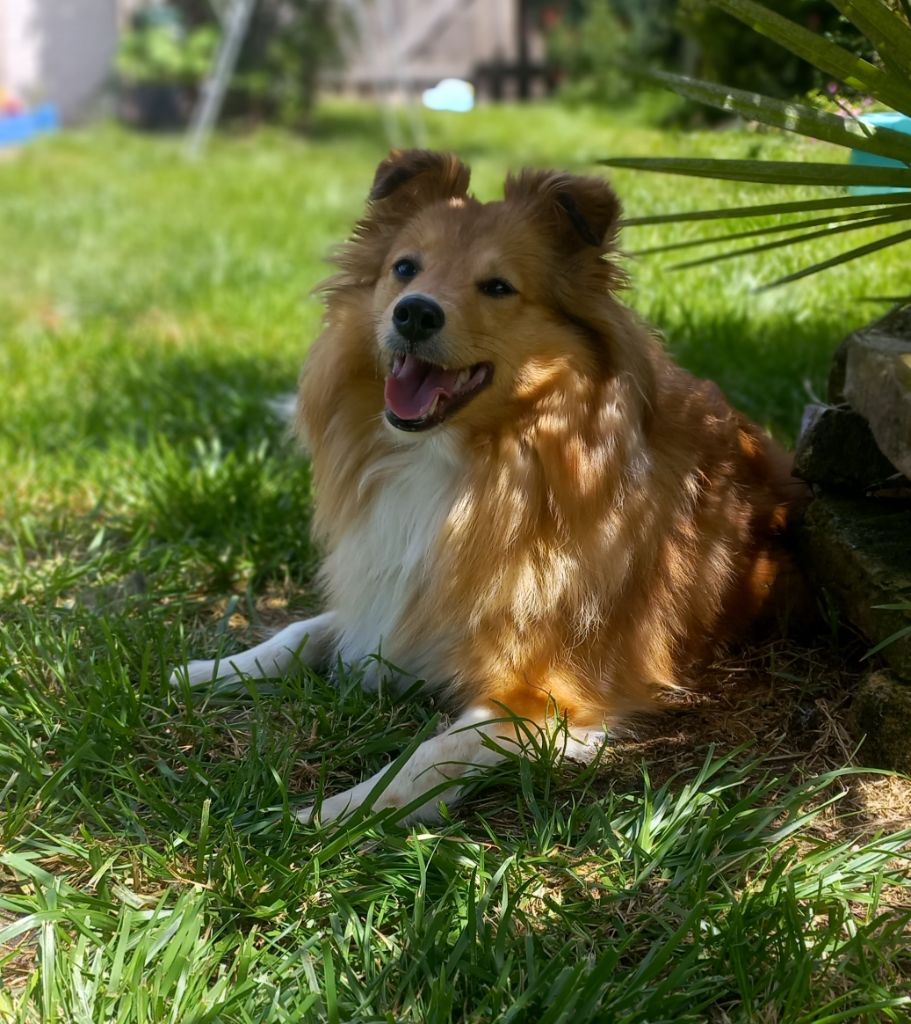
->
[842, 310, 911, 480]
[794, 403, 897, 490]
[799, 495, 911, 679]
[829, 305, 911, 403]
[851, 671, 911, 774]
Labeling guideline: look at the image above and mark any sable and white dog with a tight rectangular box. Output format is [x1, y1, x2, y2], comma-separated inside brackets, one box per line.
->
[171, 150, 802, 824]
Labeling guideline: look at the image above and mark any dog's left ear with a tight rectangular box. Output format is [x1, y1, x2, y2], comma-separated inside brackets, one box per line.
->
[504, 170, 621, 252]
[332, 150, 471, 284]
[358, 148, 470, 243]
[370, 149, 471, 206]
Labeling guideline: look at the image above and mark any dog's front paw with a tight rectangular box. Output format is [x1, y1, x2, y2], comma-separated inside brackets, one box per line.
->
[296, 773, 393, 826]
[168, 658, 238, 689]
[296, 790, 358, 827]
[295, 803, 315, 825]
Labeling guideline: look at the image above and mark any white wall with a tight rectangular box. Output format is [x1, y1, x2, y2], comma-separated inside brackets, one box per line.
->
[0, 0, 135, 122]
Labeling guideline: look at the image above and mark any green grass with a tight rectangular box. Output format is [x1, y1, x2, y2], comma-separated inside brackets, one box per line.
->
[1, 100, 909, 1022]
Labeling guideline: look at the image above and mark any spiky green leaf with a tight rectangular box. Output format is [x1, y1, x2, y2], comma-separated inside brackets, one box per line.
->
[630, 204, 911, 257]
[602, 156, 911, 188]
[760, 226, 911, 289]
[706, 0, 911, 116]
[621, 191, 911, 226]
[639, 67, 911, 161]
[830, 0, 911, 80]
[672, 210, 910, 270]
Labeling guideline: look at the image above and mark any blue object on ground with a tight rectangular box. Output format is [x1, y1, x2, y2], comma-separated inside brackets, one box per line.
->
[422, 79, 475, 114]
[0, 104, 59, 147]
[848, 112, 911, 195]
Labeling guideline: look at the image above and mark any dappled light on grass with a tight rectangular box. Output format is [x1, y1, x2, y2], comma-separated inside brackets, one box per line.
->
[1, 103, 910, 1020]
[1, 644, 910, 1021]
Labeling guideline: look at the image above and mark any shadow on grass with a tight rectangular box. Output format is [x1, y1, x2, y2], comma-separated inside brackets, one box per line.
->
[1, 343, 316, 599]
[11, 346, 299, 456]
[644, 302, 846, 444]
[309, 103, 398, 150]
[9, 301, 846, 456]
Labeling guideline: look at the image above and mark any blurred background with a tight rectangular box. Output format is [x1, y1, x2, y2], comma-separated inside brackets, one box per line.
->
[0, 1, 875, 132]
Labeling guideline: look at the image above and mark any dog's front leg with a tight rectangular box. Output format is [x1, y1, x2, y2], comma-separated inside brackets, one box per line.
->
[169, 611, 336, 688]
[298, 704, 516, 826]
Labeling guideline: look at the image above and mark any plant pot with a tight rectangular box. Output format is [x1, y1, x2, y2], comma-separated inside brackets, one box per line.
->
[117, 81, 193, 131]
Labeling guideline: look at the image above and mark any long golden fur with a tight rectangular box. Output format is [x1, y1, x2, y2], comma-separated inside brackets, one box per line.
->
[174, 149, 805, 823]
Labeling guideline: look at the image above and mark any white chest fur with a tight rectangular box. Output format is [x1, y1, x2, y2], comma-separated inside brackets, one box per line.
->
[322, 431, 465, 689]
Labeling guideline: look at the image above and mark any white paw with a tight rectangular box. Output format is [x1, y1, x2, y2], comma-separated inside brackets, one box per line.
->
[563, 730, 608, 763]
[296, 789, 360, 827]
[168, 658, 239, 689]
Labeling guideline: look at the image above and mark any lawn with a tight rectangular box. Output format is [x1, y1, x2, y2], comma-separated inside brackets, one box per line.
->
[1, 100, 909, 1022]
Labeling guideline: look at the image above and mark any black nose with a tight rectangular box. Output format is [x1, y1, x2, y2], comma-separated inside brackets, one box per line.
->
[392, 294, 445, 344]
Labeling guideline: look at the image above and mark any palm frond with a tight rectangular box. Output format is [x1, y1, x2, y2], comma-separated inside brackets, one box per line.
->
[670, 210, 909, 270]
[760, 227, 911, 289]
[602, 157, 911, 189]
[707, 0, 911, 116]
[604, 0, 911, 288]
[629, 204, 911, 257]
[829, 1, 911, 80]
[621, 191, 911, 226]
[639, 67, 911, 161]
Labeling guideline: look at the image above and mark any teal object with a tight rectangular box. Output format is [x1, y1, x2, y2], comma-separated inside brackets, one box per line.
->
[848, 112, 911, 195]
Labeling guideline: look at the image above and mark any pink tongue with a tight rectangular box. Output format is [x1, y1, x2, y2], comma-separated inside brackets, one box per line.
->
[384, 354, 462, 420]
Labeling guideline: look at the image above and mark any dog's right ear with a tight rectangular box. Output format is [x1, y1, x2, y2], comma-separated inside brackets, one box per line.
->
[369, 149, 471, 207]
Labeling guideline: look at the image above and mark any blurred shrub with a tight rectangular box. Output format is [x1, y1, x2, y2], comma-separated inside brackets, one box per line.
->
[543, 0, 869, 112]
[230, 0, 347, 131]
[115, 4, 216, 129]
[545, 0, 681, 105]
[677, 0, 861, 100]
[116, 6, 216, 85]
[117, 0, 347, 132]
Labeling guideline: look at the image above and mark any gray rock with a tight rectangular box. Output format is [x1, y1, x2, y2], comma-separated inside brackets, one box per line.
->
[851, 671, 911, 773]
[794, 403, 897, 490]
[799, 495, 911, 680]
[830, 305, 911, 403]
[842, 311, 911, 480]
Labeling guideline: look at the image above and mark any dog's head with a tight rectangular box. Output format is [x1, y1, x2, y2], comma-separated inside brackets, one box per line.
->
[330, 149, 643, 436]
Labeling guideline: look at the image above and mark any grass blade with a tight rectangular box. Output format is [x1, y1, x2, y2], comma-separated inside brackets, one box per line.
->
[798, 996, 911, 1024]
[863, 624, 911, 660]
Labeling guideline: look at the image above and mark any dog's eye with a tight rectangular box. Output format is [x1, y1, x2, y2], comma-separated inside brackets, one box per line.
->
[393, 258, 419, 280]
[479, 278, 516, 298]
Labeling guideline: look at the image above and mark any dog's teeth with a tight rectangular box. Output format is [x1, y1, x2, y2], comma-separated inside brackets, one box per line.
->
[392, 353, 405, 376]
[455, 369, 470, 389]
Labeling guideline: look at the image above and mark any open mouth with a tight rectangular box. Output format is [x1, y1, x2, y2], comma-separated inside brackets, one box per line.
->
[384, 354, 493, 432]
